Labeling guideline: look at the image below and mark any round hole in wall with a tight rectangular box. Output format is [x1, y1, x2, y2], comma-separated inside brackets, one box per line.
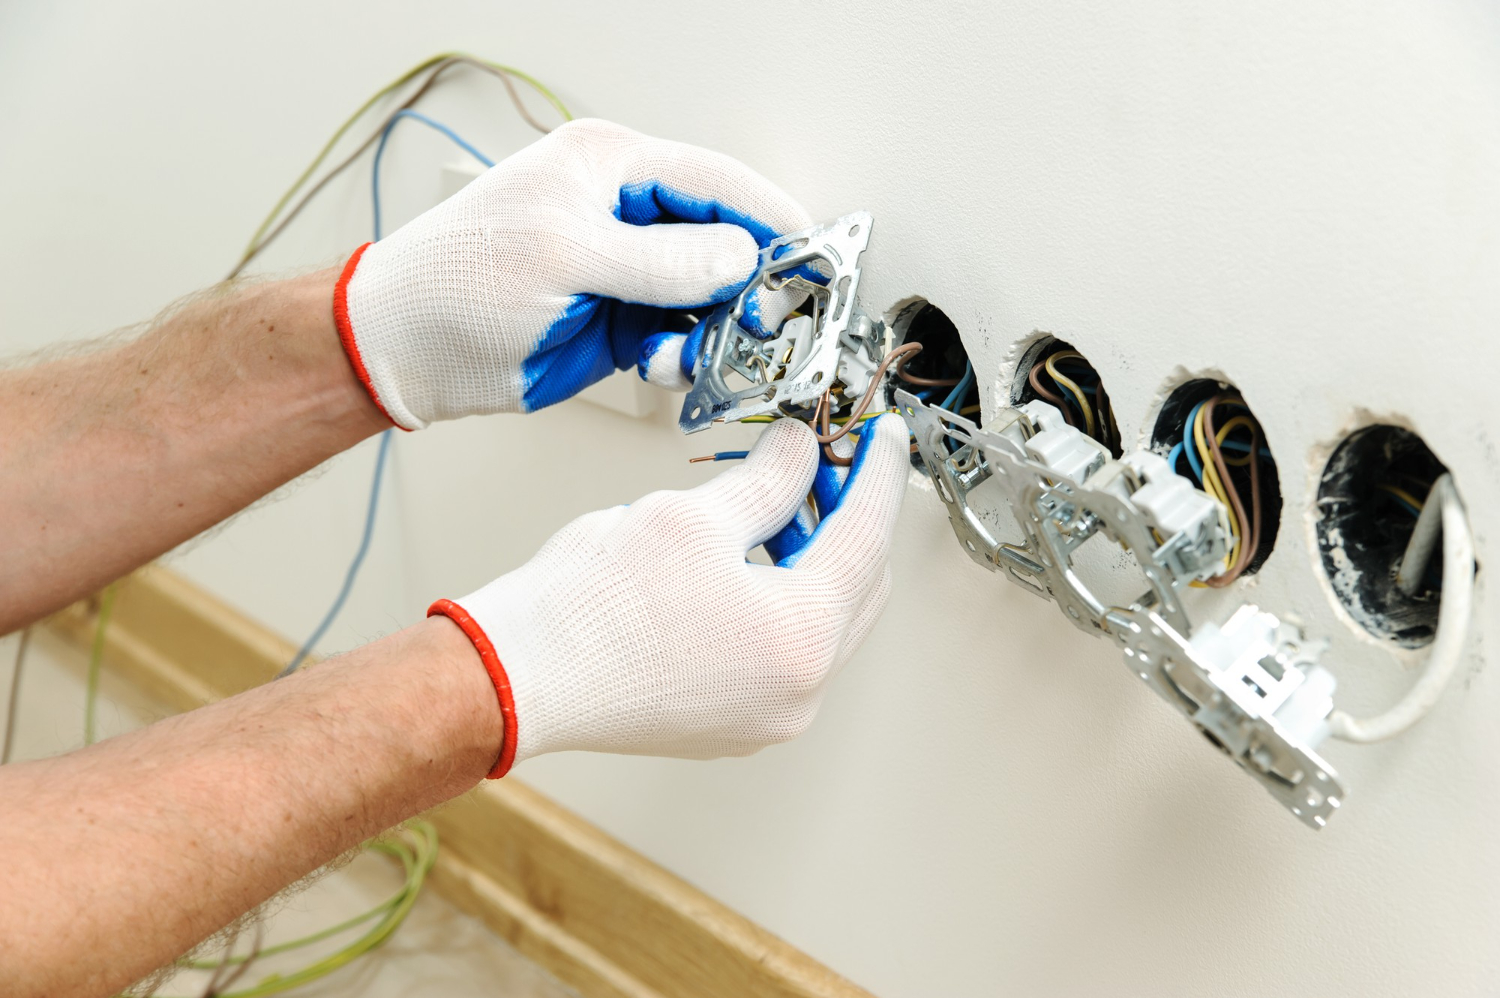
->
[888, 299, 973, 410]
[1314, 425, 1461, 647]
[1149, 378, 1282, 578]
[886, 299, 976, 471]
[1012, 336, 1123, 457]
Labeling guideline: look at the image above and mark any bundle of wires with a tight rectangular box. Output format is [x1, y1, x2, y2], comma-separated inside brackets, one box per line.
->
[1165, 392, 1272, 586]
[706, 339, 970, 467]
[227, 52, 568, 279]
[1023, 349, 1122, 456]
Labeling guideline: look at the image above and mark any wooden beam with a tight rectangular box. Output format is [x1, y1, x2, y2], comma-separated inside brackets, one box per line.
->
[44, 566, 876, 998]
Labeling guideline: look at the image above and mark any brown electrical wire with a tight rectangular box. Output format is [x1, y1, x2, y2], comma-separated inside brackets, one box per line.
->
[892, 351, 962, 387]
[1201, 395, 1261, 586]
[1027, 360, 1079, 428]
[811, 341, 925, 465]
[816, 391, 845, 466]
[199, 921, 265, 997]
[227, 56, 551, 279]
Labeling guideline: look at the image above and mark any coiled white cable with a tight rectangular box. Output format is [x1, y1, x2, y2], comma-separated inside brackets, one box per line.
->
[1328, 474, 1475, 742]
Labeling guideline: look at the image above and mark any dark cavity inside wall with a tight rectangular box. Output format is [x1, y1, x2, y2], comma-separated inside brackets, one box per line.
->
[888, 301, 975, 469]
[890, 301, 970, 389]
[1011, 335, 1123, 458]
[1315, 425, 1452, 647]
[1149, 378, 1283, 576]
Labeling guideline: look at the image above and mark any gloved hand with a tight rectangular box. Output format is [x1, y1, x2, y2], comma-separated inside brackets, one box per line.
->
[335, 117, 810, 430]
[428, 413, 910, 776]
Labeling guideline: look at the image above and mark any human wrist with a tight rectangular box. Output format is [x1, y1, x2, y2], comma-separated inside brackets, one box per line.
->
[426, 598, 518, 778]
[416, 614, 509, 784]
[271, 263, 393, 440]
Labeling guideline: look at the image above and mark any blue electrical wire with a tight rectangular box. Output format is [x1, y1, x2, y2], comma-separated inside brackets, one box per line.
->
[279, 430, 393, 677]
[1167, 440, 1187, 476]
[372, 109, 495, 239]
[1385, 492, 1423, 517]
[282, 112, 492, 677]
[1181, 399, 1208, 483]
[1217, 438, 1273, 458]
[1170, 401, 1271, 487]
[939, 360, 974, 412]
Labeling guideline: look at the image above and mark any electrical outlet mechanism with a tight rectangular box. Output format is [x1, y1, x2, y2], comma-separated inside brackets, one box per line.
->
[899, 386, 1476, 830]
[898, 388, 1344, 828]
[677, 211, 1476, 830]
[678, 212, 886, 433]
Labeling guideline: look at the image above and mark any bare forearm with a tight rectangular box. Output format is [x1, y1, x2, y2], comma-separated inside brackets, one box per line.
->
[0, 616, 500, 998]
[0, 267, 389, 632]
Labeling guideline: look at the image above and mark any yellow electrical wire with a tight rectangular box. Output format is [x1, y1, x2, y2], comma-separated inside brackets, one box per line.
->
[1216, 414, 1257, 467]
[151, 822, 439, 998]
[1043, 352, 1096, 439]
[1376, 483, 1425, 512]
[1193, 404, 1241, 568]
[234, 52, 572, 272]
[1211, 411, 1254, 453]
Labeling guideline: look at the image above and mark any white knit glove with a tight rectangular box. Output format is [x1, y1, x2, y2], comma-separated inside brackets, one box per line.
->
[335, 118, 811, 429]
[427, 414, 910, 776]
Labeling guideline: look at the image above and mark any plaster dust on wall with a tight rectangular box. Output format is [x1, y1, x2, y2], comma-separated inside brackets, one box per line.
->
[3, 1, 1500, 996]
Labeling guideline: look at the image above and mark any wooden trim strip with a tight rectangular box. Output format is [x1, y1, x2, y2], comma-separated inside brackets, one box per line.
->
[43, 566, 875, 998]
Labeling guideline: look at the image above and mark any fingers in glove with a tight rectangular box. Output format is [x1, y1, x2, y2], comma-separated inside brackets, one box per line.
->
[762, 499, 817, 565]
[613, 128, 812, 338]
[580, 215, 762, 310]
[691, 418, 819, 552]
[777, 413, 909, 599]
[521, 299, 669, 411]
[765, 429, 857, 561]
[740, 282, 808, 339]
[833, 565, 893, 675]
[612, 129, 811, 246]
[636, 315, 708, 392]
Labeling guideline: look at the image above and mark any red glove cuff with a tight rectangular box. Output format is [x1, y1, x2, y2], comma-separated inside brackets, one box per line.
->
[333, 242, 405, 431]
[428, 598, 518, 779]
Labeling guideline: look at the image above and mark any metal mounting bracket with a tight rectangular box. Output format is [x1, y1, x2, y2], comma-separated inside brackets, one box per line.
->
[896, 389, 1227, 637]
[897, 389, 1345, 828]
[679, 212, 880, 434]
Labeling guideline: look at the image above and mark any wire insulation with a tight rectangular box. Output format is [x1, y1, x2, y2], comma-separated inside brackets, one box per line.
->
[1, 629, 30, 765]
[279, 431, 392, 677]
[83, 585, 118, 746]
[371, 109, 495, 240]
[1328, 476, 1473, 742]
[228, 54, 570, 278]
[285, 109, 491, 675]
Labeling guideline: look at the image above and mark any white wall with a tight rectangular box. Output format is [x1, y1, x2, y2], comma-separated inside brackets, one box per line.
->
[4, 3, 1499, 995]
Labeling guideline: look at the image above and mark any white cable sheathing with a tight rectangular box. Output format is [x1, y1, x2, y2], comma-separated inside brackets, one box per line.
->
[1329, 476, 1476, 743]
